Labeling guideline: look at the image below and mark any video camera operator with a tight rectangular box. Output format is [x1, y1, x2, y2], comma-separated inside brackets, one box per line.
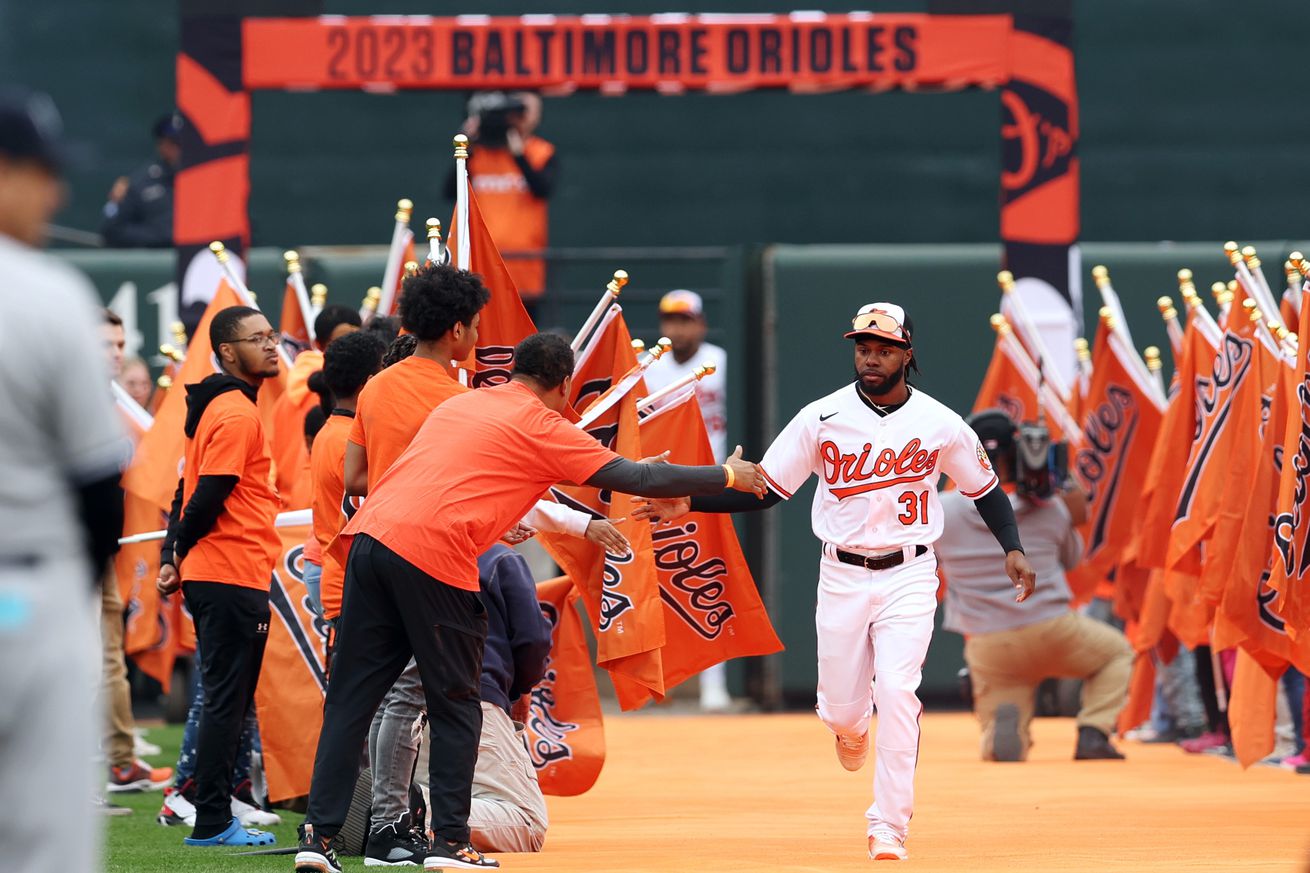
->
[445, 91, 557, 316]
[935, 409, 1132, 762]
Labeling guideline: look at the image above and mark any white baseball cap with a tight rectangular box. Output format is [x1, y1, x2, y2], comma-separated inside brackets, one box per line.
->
[659, 289, 703, 318]
[844, 302, 912, 346]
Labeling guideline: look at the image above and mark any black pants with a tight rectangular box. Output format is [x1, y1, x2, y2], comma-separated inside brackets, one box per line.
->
[182, 580, 270, 832]
[305, 534, 487, 842]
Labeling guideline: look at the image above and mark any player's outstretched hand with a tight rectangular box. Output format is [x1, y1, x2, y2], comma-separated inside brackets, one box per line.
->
[156, 563, 181, 597]
[501, 522, 537, 545]
[638, 450, 671, 465]
[632, 497, 691, 525]
[1006, 550, 1037, 602]
[725, 445, 767, 498]
[586, 517, 631, 556]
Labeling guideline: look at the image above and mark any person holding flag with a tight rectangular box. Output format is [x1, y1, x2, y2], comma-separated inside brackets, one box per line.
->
[293, 332, 764, 873]
[635, 302, 1035, 862]
[156, 305, 282, 848]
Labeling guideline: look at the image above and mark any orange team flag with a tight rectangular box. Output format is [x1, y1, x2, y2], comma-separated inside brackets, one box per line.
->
[1228, 648, 1279, 768]
[123, 279, 287, 514]
[279, 274, 313, 358]
[117, 494, 167, 662]
[254, 524, 330, 802]
[526, 576, 606, 796]
[1136, 310, 1221, 571]
[133, 591, 194, 693]
[449, 186, 537, 388]
[1070, 320, 1166, 579]
[1268, 292, 1310, 640]
[536, 310, 668, 709]
[637, 388, 784, 688]
[973, 316, 1079, 443]
[1164, 280, 1256, 571]
[269, 348, 322, 511]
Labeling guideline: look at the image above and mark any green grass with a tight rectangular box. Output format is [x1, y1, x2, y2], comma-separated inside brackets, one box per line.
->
[105, 724, 306, 873]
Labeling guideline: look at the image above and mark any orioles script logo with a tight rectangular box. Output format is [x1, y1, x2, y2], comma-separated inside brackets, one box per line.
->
[528, 601, 580, 769]
[651, 521, 734, 640]
[1076, 384, 1138, 557]
[471, 345, 514, 389]
[598, 549, 635, 633]
[822, 438, 940, 500]
[1273, 375, 1310, 580]
[1174, 333, 1254, 524]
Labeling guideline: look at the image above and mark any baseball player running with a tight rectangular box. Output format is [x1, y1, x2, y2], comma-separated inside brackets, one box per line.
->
[636, 302, 1036, 861]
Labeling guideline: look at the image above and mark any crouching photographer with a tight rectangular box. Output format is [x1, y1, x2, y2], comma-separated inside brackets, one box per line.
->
[936, 409, 1132, 762]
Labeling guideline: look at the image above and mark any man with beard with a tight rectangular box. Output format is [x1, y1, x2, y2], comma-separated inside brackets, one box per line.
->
[634, 302, 1037, 862]
[157, 305, 282, 848]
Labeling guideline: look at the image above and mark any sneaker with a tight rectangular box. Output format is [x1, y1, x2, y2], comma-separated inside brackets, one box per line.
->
[365, 815, 430, 866]
[133, 728, 163, 757]
[158, 783, 197, 827]
[94, 795, 133, 817]
[295, 823, 343, 873]
[108, 760, 173, 793]
[869, 831, 908, 861]
[699, 686, 733, 713]
[991, 703, 1023, 762]
[834, 732, 869, 771]
[1180, 731, 1228, 754]
[423, 838, 499, 870]
[232, 779, 282, 827]
[1074, 726, 1126, 760]
[1296, 762, 1310, 776]
[1280, 753, 1310, 770]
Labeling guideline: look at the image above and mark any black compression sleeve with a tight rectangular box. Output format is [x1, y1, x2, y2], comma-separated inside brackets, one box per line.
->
[172, 475, 239, 558]
[75, 473, 123, 578]
[161, 476, 186, 566]
[690, 489, 784, 513]
[513, 153, 558, 198]
[973, 487, 1024, 554]
[585, 457, 727, 497]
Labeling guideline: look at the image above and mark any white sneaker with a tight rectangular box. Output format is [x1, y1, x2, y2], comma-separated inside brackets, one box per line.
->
[835, 732, 869, 771]
[869, 831, 908, 861]
[699, 686, 733, 713]
[133, 728, 162, 758]
[232, 794, 282, 827]
[157, 787, 196, 827]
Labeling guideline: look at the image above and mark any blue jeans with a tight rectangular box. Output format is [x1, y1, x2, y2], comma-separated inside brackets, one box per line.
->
[175, 641, 261, 788]
[303, 560, 323, 618]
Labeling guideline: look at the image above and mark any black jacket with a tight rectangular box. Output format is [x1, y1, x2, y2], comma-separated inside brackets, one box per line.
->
[477, 544, 552, 715]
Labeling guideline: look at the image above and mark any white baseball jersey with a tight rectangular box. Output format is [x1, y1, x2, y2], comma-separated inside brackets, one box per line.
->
[759, 383, 997, 552]
[644, 341, 728, 462]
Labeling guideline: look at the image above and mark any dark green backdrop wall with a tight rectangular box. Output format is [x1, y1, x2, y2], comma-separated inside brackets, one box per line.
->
[7, 2, 1305, 252]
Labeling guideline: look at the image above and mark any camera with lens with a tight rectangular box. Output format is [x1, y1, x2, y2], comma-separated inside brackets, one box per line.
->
[1013, 420, 1068, 500]
[468, 91, 526, 147]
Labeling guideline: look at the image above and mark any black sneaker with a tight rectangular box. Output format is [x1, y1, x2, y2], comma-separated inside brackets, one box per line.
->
[423, 838, 499, 870]
[365, 814, 430, 867]
[1074, 726, 1126, 760]
[295, 823, 342, 873]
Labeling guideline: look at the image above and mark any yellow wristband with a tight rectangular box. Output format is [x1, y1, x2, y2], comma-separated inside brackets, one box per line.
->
[722, 463, 735, 489]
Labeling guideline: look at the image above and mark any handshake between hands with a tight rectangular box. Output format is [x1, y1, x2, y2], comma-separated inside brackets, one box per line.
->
[633, 444, 765, 526]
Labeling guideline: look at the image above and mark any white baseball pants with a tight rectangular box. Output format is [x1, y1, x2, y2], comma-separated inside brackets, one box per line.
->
[814, 544, 938, 840]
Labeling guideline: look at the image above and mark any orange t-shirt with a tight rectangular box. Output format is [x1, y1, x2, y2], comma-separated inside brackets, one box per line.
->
[349, 356, 468, 491]
[468, 137, 553, 298]
[310, 412, 358, 619]
[180, 391, 281, 589]
[345, 381, 617, 590]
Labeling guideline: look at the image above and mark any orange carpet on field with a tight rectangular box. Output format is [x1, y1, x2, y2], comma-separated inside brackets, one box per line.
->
[503, 712, 1310, 873]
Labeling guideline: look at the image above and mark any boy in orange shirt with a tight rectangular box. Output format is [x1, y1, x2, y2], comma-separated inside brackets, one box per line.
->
[157, 306, 282, 848]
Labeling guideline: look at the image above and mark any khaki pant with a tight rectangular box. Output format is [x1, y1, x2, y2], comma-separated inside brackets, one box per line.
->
[100, 567, 136, 768]
[468, 702, 549, 853]
[965, 612, 1131, 760]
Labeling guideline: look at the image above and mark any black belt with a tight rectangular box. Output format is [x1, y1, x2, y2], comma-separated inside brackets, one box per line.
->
[835, 544, 928, 572]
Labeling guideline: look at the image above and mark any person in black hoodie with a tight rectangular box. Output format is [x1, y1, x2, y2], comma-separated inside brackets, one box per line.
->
[466, 544, 552, 853]
[157, 305, 283, 848]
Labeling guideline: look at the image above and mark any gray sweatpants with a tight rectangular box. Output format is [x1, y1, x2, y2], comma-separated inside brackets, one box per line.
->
[0, 560, 100, 873]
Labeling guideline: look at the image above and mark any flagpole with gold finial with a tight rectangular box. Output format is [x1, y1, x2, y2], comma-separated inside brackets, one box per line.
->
[209, 241, 256, 306]
[640, 336, 672, 368]
[1287, 251, 1306, 323]
[170, 321, 188, 354]
[989, 313, 1085, 442]
[579, 339, 675, 427]
[636, 364, 715, 413]
[1158, 294, 1183, 359]
[453, 135, 471, 269]
[1093, 266, 1160, 400]
[1143, 346, 1165, 396]
[284, 250, 316, 342]
[361, 286, 382, 319]
[310, 283, 328, 319]
[572, 269, 629, 356]
[631, 339, 646, 356]
[425, 218, 446, 267]
[378, 198, 414, 318]
[1235, 243, 1283, 328]
[404, 261, 419, 279]
[1211, 281, 1233, 325]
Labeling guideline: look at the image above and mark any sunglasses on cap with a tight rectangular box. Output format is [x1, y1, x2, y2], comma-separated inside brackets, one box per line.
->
[849, 310, 908, 340]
